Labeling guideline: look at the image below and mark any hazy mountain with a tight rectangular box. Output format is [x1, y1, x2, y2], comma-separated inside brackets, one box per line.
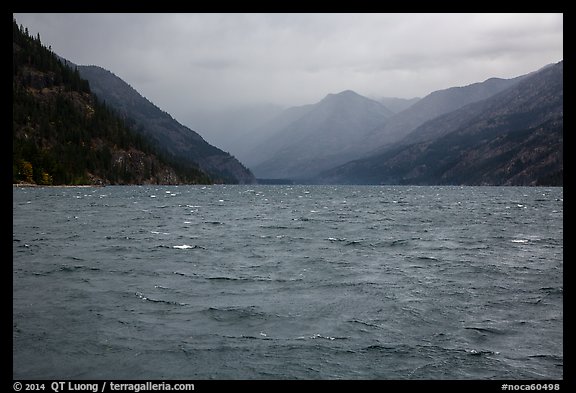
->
[377, 96, 421, 113]
[77, 65, 256, 184]
[246, 73, 529, 182]
[362, 73, 530, 153]
[218, 103, 315, 165]
[13, 19, 210, 185]
[318, 61, 563, 186]
[241, 103, 315, 166]
[247, 90, 394, 180]
[182, 103, 285, 163]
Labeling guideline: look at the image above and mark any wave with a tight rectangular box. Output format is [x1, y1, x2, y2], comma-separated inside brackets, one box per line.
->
[172, 271, 199, 278]
[206, 276, 243, 281]
[172, 244, 206, 250]
[360, 344, 398, 353]
[202, 306, 269, 322]
[326, 238, 367, 247]
[134, 291, 188, 306]
[53, 264, 101, 273]
[464, 348, 501, 356]
[13, 185, 563, 379]
[259, 225, 291, 230]
[206, 275, 304, 284]
[464, 326, 507, 335]
[308, 333, 348, 341]
[389, 239, 409, 247]
[411, 256, 439, 261]
[528, 354, 563, 362]
[539, 286, 563, 295]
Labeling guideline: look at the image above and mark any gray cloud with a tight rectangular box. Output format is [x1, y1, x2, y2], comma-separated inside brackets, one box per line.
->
[14, 12, 563, 140]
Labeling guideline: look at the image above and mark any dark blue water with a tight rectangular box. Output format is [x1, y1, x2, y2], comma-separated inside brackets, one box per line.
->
[13, 185, 563, 379]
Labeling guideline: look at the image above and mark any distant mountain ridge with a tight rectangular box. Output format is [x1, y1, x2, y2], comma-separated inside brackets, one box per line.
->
[318, 61, 563, 186]
[246, 90, 395, 179]
[377, 96, 421, 113]
[361, 74, 530, 156]
[244, 72, 533, 182]
[77, 65, 256, 184]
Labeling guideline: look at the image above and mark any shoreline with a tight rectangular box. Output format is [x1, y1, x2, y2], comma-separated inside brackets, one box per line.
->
[13, 183, 103, 188]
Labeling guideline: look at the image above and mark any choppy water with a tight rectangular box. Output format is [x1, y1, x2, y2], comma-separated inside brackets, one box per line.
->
[13, 185, 563, 379]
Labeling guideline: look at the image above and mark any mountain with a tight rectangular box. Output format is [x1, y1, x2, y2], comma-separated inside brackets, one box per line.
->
[361, 73, 530, 153]
[318, 61, 563, 186]
[77, 65, 256, 184]
[230, 103, 314, 165]
[246, 74, 528, 182]
[241, 103, 315, 166]
[12, 19, 211, 186]
[182, 103, 285, 164]
[246, 90, 395, 180]
[377, 96, 421, 113]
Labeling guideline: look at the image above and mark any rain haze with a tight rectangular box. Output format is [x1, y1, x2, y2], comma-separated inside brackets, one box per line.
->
[13, 13, 563, 150]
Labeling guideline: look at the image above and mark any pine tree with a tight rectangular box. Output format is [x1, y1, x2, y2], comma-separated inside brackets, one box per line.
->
[13, 17, 212, 185]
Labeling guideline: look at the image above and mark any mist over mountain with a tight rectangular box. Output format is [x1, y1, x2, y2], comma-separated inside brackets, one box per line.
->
[241, 71, 535, 183]
[77, 65, 256, 184]
[181, 104, 284, 162]
[360, 74, 530, 155]
[246, 90, 395, 180]
[228, 104, 315, 165]
[318, 61, 563, 186]
[377, 97, 421, 113]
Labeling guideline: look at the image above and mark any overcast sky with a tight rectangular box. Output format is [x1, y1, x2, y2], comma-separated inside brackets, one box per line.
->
[14, 13, 563, 141]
